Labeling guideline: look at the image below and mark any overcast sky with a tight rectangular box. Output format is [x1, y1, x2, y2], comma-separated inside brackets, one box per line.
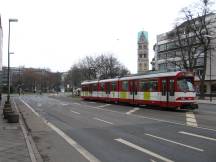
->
[0, 0, 197, 73]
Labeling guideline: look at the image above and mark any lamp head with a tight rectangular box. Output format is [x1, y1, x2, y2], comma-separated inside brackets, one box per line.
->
[9, 19, 18, 22]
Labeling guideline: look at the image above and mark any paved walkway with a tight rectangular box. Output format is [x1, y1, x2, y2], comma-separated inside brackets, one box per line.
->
[0, 99, 31, 162]
[196, 97, 216, 104]
[196, 100, 216, 104]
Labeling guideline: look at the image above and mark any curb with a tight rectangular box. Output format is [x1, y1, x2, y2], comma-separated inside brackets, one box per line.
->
[13, 99, 43, 162]
[196, 100, 216, 105]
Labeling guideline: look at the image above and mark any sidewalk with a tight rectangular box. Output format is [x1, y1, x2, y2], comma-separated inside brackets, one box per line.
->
[0, 99, 31, 162]
[196, 97, 216, 104]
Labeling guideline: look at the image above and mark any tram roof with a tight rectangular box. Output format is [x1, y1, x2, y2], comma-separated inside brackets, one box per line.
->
[81, 80, 98, 85]
[81, 70, 193, 84]
[99, 78, 119, 83]
[119, 71, 183, 81]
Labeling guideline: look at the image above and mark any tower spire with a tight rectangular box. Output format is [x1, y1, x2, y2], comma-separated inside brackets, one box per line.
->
[137, 30, 149, 73]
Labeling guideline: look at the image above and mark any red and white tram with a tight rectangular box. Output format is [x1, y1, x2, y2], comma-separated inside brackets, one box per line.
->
[81, 71, 198, 110]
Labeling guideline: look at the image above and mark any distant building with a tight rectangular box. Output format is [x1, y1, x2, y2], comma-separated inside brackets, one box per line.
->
[137, 31, 149, 73]
[0, 66, 61, 93]
[152, 14, 216, 95]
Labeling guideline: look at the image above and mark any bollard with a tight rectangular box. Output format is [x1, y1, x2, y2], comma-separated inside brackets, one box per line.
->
[7, 113, 19, 123]
[3, 108, 14, 119]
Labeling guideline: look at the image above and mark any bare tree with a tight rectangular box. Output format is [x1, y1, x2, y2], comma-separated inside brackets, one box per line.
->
[167, 0, 215, 98]
[65, 54, 130, 88]
[11, 68, 61, 93]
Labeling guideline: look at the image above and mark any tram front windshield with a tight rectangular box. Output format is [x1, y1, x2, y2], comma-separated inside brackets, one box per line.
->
[177, 78, 195, 92]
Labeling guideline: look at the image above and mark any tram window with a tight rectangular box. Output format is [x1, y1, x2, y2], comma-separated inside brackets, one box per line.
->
[177, 78, 195, 92]
[134, 81, 139, 93]
[106, 83, 110, 94]
[162, 80, 166, 96]
[89, 85, 93, 93]
[122, 81, 128, 91]
[111, 82, 116, 91]
[93, 84, 97, 91]
[81, 86, 85, 91]
[170, 80, 175, 96]
[150, 80, 158, 91]
[139, 80, 149, 91]
[100, 83, 105, 91]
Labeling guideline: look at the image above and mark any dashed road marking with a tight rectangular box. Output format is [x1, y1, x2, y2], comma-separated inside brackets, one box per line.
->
[61, 103, 69, 106]
[145, 133, 203, 152]
[186, 112, 197, 127]
[126, 108, 140, 115]
[96, 104, 111, 108]
[20, 98, 101, 162]
[179, 131, 216, 141]
[37, 103, 42, 107]
[115, 138, 174, 162]
[81, 101, 216, 132]
[73, 102, 81, 105]
[93, 117, 113, 125]
[70, 110, 81, 115]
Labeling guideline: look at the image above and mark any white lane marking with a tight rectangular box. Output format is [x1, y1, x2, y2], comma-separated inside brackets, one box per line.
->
[90, 102, 96, 103]
[145, 133, 203, 152]
[96, 104, 111, 108]
[61, 103, 69, 106]
[37, 103, 42, 107]
[14, 100, 37, 162]
[126, 108, 140, 115]
[93, 117, 113, 125]
[20, 98, 40, 117]
[179, 131, 216, 141]
[70, 110, 81, 115]
[73, 102, 81, 105]
[20, 98, 101, 162]
[150, 159, 157, 162]
[115, 138, 174, 162]
[186, 112, 197, 127]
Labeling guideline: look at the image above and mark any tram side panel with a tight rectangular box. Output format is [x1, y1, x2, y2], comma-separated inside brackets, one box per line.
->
[118, 80, 131, 103]
[98, 82, 107, 101]
[81, 84, 89, 100]
[106, 81, 119, 103]
[133, 78, 160, 106]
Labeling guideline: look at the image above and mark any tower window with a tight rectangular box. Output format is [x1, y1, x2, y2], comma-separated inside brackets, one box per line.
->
[139, 44, 142, 49]
[139, 63, 142, 69]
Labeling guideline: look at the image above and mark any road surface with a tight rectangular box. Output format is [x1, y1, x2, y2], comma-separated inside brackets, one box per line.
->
[14, 94, 216, 162]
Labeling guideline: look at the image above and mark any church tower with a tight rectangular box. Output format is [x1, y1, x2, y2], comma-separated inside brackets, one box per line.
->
[137, 31, 149, 73]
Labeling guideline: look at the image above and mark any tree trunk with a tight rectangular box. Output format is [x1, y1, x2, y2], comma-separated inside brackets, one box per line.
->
[199, 79, 205, 99]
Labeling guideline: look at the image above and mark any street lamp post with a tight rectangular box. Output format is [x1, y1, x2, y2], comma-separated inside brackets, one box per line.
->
[5, 19, 18, 106]
[204, 34, 214, 102]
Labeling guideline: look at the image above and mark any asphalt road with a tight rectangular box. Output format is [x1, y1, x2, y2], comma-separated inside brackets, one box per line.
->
[15, 94, 216, 162]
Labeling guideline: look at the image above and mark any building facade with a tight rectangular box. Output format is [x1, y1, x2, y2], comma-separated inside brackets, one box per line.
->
[137, 31, 149, 73]
[152, 14, 216, 95]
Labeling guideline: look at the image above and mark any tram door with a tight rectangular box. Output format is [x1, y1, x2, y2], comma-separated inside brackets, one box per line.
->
[161, 78, 175, 106]
[129, 80, 138, 104]
[105, 82, 111, 101]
